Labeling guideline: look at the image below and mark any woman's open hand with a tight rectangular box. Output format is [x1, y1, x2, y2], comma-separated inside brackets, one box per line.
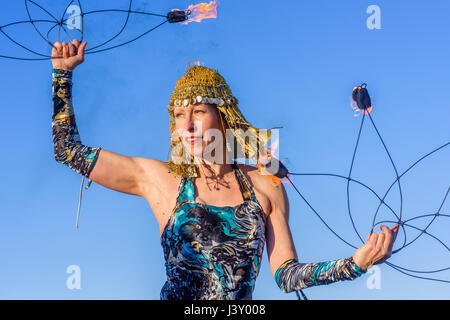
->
[352, 224, 400, 271]
[51, 39, 87, 71]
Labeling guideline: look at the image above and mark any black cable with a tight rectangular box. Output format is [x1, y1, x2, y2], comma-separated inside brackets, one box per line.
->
[284, 113, 449, 292]
[84, 0, 133, 52]
[83, 20, 169, 55]
[0, 0, 186, 60]
[286, 175, 358, 249]
[367, 111, 404, 236]
[346, 111, 369, 244]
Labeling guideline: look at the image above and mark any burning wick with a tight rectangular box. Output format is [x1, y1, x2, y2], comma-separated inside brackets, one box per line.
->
[258, 153, 290, 187]
[167, 10, 191, 23]
[351, 83, 373, 116]
[169, 1, 218, 25]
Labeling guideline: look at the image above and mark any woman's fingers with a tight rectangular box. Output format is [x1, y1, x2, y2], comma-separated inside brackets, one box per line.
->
[51, 46, 58, 58]
[52, 41, 62, 57]
[53, 40, 83, 58]
[366, 232, 384, 265]
[392, 224, 400, 242]
[360, 224, 400, 268]
[62, 42, 69, 58]
[368, 231, 378, 247]
[72, 38, 80, 48]
[53, 41, 78, 55]
[380, 225, 392, 254]
[388, 224, 399, 250]
[68, 43, 76, 57]
[52, 39, 86, 71]
[77, 41, 87, 58]
[53, 41, 62, 51]
[374, 232, 385, 256]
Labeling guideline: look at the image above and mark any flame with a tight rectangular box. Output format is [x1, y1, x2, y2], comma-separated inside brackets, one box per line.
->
[257, 155, 295, 187]
[256, 133, 296, 187]
[257, 154, 282, 187]
[258, 137, 279, 186]
[257, 136, 291, 187]
[173, 1, 218, 25]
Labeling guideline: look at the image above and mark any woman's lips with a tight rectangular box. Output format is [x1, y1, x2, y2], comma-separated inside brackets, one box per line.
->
[185, 136, 203, 145]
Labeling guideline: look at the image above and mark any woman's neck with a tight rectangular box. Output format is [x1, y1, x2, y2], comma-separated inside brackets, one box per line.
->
[196, 160, 234, 179]
[193, 141, 234, 178]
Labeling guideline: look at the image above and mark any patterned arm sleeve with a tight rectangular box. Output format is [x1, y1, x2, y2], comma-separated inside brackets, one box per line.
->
[274, 256, 367, 293]
[52, 68, 101, 178]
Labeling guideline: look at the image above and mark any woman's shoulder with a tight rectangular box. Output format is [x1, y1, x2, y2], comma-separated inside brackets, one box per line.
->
[235, 162, 261, 181]
[235, 162, 284, 190]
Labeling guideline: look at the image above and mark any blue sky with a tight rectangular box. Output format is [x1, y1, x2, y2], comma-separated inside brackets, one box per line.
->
[0, 0, 449, 299]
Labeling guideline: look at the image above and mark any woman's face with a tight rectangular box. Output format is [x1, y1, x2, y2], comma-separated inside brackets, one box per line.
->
[173, 103, 223, 158]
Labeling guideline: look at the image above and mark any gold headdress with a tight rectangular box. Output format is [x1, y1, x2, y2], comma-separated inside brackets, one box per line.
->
[167, 62, 272, 178]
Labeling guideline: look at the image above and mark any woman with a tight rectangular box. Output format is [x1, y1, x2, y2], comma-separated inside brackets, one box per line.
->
[51, 39, 399, 300]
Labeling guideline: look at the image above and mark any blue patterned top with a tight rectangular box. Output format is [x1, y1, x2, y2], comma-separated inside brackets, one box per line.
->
[160, 163, 266, 300]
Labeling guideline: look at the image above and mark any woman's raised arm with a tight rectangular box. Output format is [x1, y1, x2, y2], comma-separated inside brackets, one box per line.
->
[51, 40, 165, 199]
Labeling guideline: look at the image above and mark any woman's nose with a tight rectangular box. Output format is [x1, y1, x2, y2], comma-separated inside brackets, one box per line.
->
[184, 114, 195, 131]
[185, 115, 201, 131]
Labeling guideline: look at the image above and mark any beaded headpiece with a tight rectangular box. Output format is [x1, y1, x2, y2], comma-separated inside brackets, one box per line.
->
[167, 62, 272, 178]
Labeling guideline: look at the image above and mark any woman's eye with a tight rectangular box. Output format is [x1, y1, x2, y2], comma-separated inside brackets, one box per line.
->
[195, 110, 205, 114]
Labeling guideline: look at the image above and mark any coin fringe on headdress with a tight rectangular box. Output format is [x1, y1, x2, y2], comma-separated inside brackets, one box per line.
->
[167, 64, 271, 178]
